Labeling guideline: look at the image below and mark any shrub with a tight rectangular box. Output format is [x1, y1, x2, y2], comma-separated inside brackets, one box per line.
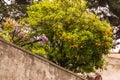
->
[1, 0, 113, 72]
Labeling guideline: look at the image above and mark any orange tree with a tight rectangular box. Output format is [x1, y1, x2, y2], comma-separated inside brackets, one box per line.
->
[25, 0, 112, 72]
[2, 0, 112, 72]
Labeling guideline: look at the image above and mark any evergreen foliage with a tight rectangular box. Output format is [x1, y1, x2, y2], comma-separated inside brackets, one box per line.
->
[24, 0, 112, 72]
[0, 0, 113, 73]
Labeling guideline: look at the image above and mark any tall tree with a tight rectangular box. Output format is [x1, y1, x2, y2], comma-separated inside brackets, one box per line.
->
[24, 0, 112, 72]
[87, 0, 120, 49]
[0, 0, 113, 73]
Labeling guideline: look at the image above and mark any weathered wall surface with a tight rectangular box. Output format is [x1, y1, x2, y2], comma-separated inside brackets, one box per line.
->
[101, 54, 120, 80]
[0, 38, 84, 80]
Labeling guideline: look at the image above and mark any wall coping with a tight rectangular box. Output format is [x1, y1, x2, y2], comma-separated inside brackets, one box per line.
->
[0, 38, 85, 80]
[107, 53, 120, 60]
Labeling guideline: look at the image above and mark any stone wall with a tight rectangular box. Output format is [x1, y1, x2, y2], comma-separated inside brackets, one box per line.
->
[0, 38, 85, 80]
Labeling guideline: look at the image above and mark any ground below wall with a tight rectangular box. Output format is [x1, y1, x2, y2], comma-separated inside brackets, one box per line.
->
[0, 38, 84, 80]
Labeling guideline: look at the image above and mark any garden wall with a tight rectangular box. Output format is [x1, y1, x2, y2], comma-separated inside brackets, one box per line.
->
[0, 38, 85, 80]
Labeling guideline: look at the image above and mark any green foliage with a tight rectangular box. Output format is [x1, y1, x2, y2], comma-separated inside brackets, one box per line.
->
[0, 18, 19, 42]
[0, 18, 27, 43]
[108, 0, 120, 18]
[0, 18, 49, 57]
[0, 0, 113, 73]
[25, 0, 113, 72]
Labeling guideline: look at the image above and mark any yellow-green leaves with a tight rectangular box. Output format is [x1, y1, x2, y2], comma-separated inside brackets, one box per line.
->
[24, 0, 112, 72]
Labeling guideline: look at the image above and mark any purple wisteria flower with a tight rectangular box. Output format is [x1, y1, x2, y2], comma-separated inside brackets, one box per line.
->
[39, 34, 48, 42]
[12, 24, 20, 34]
[14, 24, 19, 33]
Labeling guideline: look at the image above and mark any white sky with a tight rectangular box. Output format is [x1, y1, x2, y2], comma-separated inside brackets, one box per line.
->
[4, 0, 11, 5]
[111, 39, 120, 52]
